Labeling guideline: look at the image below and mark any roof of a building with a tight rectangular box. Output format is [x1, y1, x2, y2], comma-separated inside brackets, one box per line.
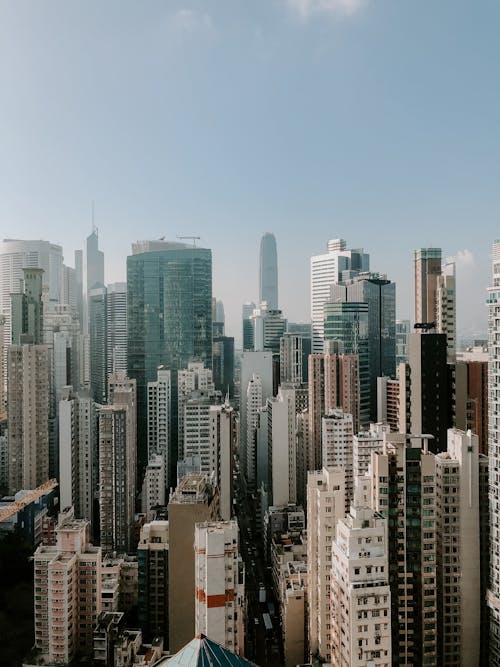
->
[154, 635, 257, 667]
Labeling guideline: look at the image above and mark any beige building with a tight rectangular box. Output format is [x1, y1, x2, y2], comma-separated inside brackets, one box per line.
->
[353, 422, 389, 479]
[194, 521, 245, 655]
[435, 429, 481, 666]
[8, 344, 49, 493]
[209, 401, 234, 521]
[306, 467, 345, 663]
[330, 478, 391, 667]
[321, 409, 354, 514]
[168, 474, 219, 652]
[33, 506, 102, 664]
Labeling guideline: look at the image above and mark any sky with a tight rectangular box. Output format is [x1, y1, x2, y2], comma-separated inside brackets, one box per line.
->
[1, 0, 499, 344]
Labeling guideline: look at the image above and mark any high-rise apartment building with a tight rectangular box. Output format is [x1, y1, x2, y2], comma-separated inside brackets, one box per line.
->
[310, 239, 369, 353]
[487, 239, 500, 660]
[141, 454, 166, 520]
[147, 366, 171, 487]
[259, 232, 279, 310]
[321, 409, 354, 513]
[246, 374, 263, 489]
[194, 521, 245, 654]
[396, 319, 411, 365]
[99, 375, 137, 553]
[370, 434, 438, 665]
[168, 474, 219, 652]
[138, 520, 169, 644]
[8, 344, 50, 493]
[268, 386, 307, 507]
[106, 282, 127, 377]
[307, 467, 345, 663]
[330, 478, 391, 667]
[353, 422, 389, 479]
[127, 240, 212, 480]
[89, 285, 107, 403]
[11, 266, 44, 344]
[209, 402, 234, 521]
[33, 507, 102, 664]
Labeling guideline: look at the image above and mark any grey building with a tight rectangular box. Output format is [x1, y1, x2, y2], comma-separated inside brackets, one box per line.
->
[259, 232, 278, 310]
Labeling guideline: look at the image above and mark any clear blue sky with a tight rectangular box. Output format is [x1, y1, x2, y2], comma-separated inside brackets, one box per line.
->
[1, 0, 499, 343]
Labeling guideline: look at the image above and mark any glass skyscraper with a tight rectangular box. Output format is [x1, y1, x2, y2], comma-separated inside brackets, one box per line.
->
[323, 301, 370, 425]
[127, 241, 212, 480]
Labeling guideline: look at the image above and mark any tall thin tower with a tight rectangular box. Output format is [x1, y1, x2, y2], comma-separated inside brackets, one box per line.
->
[488, 240, 500, 660]
[259, 232, 278, 310]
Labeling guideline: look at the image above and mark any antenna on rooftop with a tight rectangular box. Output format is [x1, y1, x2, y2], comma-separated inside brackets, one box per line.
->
[177, 236, 201, 247]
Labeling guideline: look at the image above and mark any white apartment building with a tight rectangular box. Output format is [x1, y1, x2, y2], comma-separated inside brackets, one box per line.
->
[330, 478, 391, 667]
[209, 402, 234, 521]
[246, 374, 263, 488]
[353, 422, 390, 479]
[194, 521, 245, 656]
[33, 507, 102, 664]
[321, 409, 354, 514]
[436, 263, 456, 360]
[307, 467, 345, 663]
[147, 367, 171, 487]
[141, 454, 166, 520]
[487, 239, 500, 660]
[178, 362, 216, 460]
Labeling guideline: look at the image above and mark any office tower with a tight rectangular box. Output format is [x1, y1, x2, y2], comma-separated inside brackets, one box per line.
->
[82, 226, 105, 334]
[239, 351, 273, 480]
[268, 386, 307, 507]
[287, 322, 312, 382]
[212, 334, 235, 399]
[280, 333, 303, 385]
[323, 301, 370, 423]
[331, 273, 396, 421]
[75, 248, 84, 326]
[330, 478, 391, 667]
[376, 376, 400, 431]
[127, 240, 212, 482]
[310, 239, 369, 353]
[33, 507, 102, 664]
[99, 375, 137, 553]
[106, 282, 127, 377]
[168, 474, 219, 652]
[321, 409, 353, 513]
[147, 367, 171, 490]
[307, 467, 345, 663]
[414, 247, 442, 324]
[435, 429, 481, 665]
[242, 302, 256, 351]
[370, 434, 437, 665]
[138, 520, 169, 643]
[259, 232, 278, 310]
[251, 302, 287, 354]
[406, 331, 450, 453]
[62, 264, 77, 311]
[353, 422, 389, 479]
[414, 248, 456, 360]
[308, 352, 361, 472]
[58, 387, 98, 524]
[11, 266, 44, 344]
[488, 239, 500, 661]
[256, 405, 270, 493]
[194, 520, 245, 654]
[141, 454, 166, 520]
[395, 319, 410, 365]
[89, 285, 107, 403]
[246, 374, 263, 489]
[8, 344, 49, 493]
[210, 402, 234, 521]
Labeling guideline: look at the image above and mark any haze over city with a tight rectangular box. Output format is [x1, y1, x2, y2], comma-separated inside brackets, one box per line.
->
[1, 0, 499, 341]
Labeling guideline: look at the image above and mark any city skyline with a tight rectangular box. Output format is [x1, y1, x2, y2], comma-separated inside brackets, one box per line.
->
[1, 1, 499, 343]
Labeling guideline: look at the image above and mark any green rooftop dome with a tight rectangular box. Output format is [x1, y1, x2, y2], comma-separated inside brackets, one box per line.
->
[153, 634, 258, 667]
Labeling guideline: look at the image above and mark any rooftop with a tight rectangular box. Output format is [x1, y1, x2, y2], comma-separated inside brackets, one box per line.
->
[154, 635, 256, 667]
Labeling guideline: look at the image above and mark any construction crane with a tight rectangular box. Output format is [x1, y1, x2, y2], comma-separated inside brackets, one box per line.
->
[177, 236, 201, 247]
[0, 478, 58, 523]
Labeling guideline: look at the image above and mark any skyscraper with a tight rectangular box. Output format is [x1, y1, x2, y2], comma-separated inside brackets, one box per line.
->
[488, 240, 500, 660]
[259, 232, 278, 310]
[82, 227, 105, 334]
[310, 239, 369, 353]
[127, 240, 212, 481]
